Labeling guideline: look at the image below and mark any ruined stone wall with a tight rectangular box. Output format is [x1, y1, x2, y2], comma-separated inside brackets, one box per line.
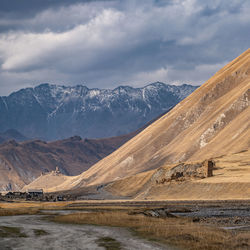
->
[155, 160, 214, 184]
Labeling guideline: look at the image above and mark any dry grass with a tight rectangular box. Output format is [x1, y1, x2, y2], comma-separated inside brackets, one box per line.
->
[0, 201, 73, 209]
[0, 201, 134, 217]
[0, 207, 41, 216]
[0, 201, 75, 216]
[53, 211, 250, 250]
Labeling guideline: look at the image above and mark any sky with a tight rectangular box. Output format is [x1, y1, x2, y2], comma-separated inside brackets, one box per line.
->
[0, 0, 249, 95]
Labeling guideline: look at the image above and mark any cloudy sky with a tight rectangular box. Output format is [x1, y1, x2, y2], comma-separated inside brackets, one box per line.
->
[0, 0, 249, 95]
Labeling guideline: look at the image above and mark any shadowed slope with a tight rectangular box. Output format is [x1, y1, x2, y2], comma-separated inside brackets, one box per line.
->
[0, 135, 133, 191]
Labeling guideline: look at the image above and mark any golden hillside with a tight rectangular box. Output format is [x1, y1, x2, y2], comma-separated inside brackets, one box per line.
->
[24, 49, 250, 193]
[106, 149, 250, 200]
[75, 49, 250, 186]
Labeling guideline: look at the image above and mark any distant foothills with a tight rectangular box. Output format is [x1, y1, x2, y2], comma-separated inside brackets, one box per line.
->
[0, 129, 29, 144]
[0, 82, 198, 141]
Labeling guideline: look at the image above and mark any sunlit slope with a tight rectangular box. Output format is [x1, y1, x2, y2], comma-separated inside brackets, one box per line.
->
[70, 49, 249, 188]
[24, 49, 250, 192]
[104, 149, 250, 200]
[21, 173, 76, 193]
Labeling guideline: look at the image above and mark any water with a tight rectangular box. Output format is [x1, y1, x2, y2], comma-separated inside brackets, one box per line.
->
[172, 206, 250, 218]
[222, 225, 250, 230]
[0, 212, 170, 250]
[40, 209, 87, 215]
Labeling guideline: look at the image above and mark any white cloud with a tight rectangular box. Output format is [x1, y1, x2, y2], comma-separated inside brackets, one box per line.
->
[0, 8, 127, 71]
[124, 61, 227, 88]
[167, 62, 228, 85]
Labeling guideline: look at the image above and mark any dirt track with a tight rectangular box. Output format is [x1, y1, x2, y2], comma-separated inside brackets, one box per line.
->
[0, 211, 168, 250]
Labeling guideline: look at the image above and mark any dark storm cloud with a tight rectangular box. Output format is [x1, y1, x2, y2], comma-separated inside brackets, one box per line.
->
[0, 0, 250, 95]
[0, 0, 93, 32]
[0, 0, 113, 33]
[0, 0, 99, 15]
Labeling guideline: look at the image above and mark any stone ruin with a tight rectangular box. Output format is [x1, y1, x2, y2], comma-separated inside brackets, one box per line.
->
[41, 166, 62, 176]
[155, 160, 214, 184]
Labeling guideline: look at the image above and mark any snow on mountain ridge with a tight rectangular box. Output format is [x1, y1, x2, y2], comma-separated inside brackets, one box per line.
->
[0, 82, 198, 140]
[45, 82, 194, 115]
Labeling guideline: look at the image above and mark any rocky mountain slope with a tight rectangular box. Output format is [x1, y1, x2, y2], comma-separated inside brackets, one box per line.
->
[0, 82, 197, 140]
[0, 129, 28, 144]
[27, 49, 249, 193]
[0, 134, 133, 191]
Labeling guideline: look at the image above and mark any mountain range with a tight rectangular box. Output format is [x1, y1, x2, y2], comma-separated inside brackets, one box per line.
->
[0, 82, 197, 140]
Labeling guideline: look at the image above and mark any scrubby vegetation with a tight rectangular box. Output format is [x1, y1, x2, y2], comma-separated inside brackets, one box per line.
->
[33, 229, 49, 237]
[96, 237, 122, 250]
[0, 207, 40, 216]
[53, 211, 250, 250]
[0, 226, 27, 238]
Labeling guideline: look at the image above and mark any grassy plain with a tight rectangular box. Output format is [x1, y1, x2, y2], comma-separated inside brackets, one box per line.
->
[0, 201, 74, 216]
[1, 200, 250, 249]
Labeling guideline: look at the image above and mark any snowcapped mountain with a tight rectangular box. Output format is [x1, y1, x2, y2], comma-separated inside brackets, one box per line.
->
[0, 82, 198, 140]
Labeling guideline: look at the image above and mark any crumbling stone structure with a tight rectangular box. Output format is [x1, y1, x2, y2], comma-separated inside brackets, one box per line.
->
[155, 160, 214, 184]
[206, 160, 214, 177]
[41, 166, 62, 176]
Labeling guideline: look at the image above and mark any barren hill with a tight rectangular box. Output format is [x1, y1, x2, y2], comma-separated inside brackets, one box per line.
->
[76, 49, 250, 187]
[25, 149, 250, 200]
[0, 129, 28, 144]
[0, 109, 169, 191]
[27, 49, 250, 193]
[0, 134, 134, 191]
[104, 149, 250, 200]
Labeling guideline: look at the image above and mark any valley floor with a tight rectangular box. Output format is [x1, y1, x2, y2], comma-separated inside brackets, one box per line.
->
[0, 211, 167, 250]
[1, 200, 250, 249]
